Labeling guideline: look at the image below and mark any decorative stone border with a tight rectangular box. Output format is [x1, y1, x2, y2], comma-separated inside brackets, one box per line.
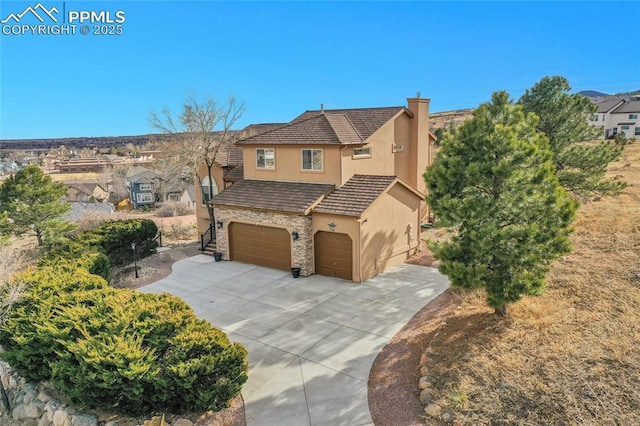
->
[0, 359, 194, 426]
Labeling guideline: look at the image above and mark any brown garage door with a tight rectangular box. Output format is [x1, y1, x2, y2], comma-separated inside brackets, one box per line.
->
[229, 223, 291, 271]
[314, 232, 352, 280]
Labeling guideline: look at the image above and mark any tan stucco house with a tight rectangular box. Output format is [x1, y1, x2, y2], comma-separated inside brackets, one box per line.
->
[196, 97, 434, 282]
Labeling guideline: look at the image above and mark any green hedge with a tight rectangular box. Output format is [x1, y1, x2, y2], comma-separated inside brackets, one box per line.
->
[42, 219, 159, 279]
[0, 219, 248, 415]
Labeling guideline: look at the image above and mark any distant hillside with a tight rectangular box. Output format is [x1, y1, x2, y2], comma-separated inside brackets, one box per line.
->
[0, 134, 170, 152]
[578, 90, 610, 98]
[578, 89, 640, 99]
[429, 108, 474, 131]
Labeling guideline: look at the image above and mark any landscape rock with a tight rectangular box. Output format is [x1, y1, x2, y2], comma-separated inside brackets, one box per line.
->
[419, 388, 435, 404]
[424, 403, 442, 417]
[174, 420, 194, 426]
[44, 400, 63, 421]
[38, 415, 53, 426]
[37, 390, 53, 403]
[71, 413, 98, 426]
[23, 384, 38, 404]
[419, 375, 432, 390]
[13, 402, 45, 420]
[53, 409, 71, 426]
[441, 411, 456, 423]
[419, 353, 431, 366]
[419, 365, 429, 376]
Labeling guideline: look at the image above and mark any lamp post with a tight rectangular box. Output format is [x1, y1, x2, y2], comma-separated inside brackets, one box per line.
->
[131, 241, 139, 279]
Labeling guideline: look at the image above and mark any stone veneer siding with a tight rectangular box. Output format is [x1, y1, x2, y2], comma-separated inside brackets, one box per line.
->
[215, 207, 314, 276]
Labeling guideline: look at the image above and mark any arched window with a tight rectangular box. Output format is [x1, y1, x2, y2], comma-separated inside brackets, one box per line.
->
[201, 175, 218, 202]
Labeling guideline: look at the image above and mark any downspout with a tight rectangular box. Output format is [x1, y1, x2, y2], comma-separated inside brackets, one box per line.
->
[356, 217, 364, 283]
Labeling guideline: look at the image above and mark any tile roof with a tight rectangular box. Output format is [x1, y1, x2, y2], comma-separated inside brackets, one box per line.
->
[324, 113, 364, 144]
[223, 124, 285, 166]
[211, 179, 334, 214]
[237, 106, 406, 146]
[226, 145, 244, 167]
[292, 107, 406, 139]
[313, 174, 397, 217]
[223, 165, 244, 182]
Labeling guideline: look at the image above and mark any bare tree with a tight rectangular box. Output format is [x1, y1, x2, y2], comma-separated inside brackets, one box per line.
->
[149, 95, 246, 229]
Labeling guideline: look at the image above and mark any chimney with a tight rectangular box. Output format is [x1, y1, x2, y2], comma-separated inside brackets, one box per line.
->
[320, 103, 324, 114]
[406, 96, 431, 195]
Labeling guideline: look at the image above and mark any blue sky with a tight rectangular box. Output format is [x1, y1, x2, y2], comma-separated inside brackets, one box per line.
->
[1, 1, 639, 139]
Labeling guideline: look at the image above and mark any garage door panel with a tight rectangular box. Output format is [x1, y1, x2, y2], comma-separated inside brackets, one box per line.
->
[315, 232, 352, 280]
[229, 223, 291, 271]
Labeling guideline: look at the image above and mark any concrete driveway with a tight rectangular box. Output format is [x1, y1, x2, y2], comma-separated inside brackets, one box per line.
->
[141, 255, 449, 426]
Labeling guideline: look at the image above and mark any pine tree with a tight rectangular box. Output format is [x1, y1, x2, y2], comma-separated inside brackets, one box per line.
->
[0, 165, 72, 246]
[519, 76, 625, 198]
[425, 92, 577, 315]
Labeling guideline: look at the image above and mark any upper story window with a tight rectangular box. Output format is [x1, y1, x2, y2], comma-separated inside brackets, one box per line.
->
[201, 175, 218, 202]
[153, 179, 161, 188]
[302, 149, 323, 171]
[629, 114, 638, 119]
[353, 147, 372, 158]
[591, 114, 599, 121]
[256, 148, 275, 169]
[139, 183, 152, 191]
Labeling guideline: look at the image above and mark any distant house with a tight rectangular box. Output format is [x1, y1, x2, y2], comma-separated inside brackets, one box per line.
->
[126, 171, 162, 209]
[64, 201, 115, 222]
[179, 186, 196, 209]
[58, 157, 112, 173]
[589, 96, 640, 139]
[65, 182, 109, 203]
[0, 160, 23, 175]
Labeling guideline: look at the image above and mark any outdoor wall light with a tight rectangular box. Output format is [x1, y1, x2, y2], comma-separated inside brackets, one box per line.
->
[291, 231, 299, 241]
[217, 220, 223, 229]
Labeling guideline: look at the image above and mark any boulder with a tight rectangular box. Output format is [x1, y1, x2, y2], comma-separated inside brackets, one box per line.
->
[424, 403, 442, 417]
[71, 413, 98, 426]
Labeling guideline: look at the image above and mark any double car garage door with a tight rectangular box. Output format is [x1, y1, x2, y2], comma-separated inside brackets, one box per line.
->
[228, 223, 353, 280]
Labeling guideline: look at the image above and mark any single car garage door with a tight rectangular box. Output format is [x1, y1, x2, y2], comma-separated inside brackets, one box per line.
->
[314, 231, 352, 280]
[229, 223, 291, 271]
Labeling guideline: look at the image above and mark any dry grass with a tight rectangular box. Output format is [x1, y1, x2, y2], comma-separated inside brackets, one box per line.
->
[49, 172, 104, 182]
[425, 142, 640, 425]
[0, 238, 39, 324]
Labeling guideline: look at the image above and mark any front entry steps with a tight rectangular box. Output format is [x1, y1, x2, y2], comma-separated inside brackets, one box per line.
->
[202, 240, 217, 256]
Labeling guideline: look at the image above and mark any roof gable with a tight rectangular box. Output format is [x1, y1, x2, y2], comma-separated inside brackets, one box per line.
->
[313, 175, 397, 217]
[237, 106, 406, 146]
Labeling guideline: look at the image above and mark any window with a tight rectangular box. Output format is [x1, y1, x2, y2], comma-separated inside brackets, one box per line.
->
[591, 114, 598, 121]
[621, 125, 630, 131]
[629, 114, 638, 119]
[137, 193, 153, 203]
[635, 127, 640, 136]
[201, 175, 218, 202]
[139, 183, 152, 191]
[153, 179, 161, 188]
[353, 147, 372, 158]
[302, 149, 323, 171]
[256, 148, 275, 169]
